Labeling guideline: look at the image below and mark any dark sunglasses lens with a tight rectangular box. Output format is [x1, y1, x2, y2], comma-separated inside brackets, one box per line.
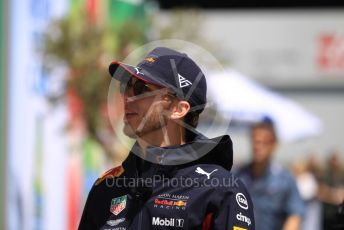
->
[119, 79, 151, 96]
[133, 80, 150, 96]
[120, 80, 132, 94]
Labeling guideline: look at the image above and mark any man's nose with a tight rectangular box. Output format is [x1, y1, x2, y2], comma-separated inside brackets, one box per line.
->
[123, 88, 135, 103]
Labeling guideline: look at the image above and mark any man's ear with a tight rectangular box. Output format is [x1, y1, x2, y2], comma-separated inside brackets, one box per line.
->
[170, 101, 190, 120]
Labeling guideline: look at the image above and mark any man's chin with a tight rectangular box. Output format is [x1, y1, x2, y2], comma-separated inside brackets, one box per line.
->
[123, 126, 137, 138]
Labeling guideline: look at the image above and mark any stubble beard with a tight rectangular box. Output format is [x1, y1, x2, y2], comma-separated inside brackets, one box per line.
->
[123, 105, 169, 139]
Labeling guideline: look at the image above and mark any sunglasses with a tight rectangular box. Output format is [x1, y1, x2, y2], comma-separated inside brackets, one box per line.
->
[120, 78, 177, 102]
[120, 78, 154, 96]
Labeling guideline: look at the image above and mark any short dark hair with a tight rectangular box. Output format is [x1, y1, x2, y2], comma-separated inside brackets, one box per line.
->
[184, 111, 199, 128]
[251, 121, 278, 142]
[184, 111, 200, 142]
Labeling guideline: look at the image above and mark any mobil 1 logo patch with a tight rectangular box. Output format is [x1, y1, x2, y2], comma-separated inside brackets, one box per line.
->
[236, 193, 248, 210]
[152, 217, 184, 227]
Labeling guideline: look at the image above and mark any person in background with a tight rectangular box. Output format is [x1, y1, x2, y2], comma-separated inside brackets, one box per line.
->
[236, 120, 305, 230]
[292, 161, 321, 230]
[318, 151, 344, 230]
[332, 200, 344, 230]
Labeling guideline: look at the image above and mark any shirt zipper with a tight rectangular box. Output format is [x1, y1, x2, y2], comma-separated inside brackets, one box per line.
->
[135, 170, 143, 230]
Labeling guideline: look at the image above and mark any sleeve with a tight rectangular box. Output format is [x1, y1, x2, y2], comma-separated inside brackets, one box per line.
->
[284, 172, 305, 217]
[78, 186, 97, 230]
[210, 178, 255, 230]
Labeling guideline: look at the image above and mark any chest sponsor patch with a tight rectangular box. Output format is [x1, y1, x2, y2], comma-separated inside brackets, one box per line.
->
[95, 166, 124, 186]
[110, 195, 127, 216]
[153, 193, 189, 210]
[236, 212, 251, 226]
[102, 228, 126, 230]
[106, 218, 125, 227]
[152, 217, 184, 227]
[236, 193, 248, 210]
[233, 226, 247, 230]
[195, 167, 218, 179]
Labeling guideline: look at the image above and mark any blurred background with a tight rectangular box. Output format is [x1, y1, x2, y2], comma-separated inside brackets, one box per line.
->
[1, 0, 344, 229]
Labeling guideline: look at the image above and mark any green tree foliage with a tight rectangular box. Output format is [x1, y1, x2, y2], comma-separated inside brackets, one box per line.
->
[43, 1, 147, 159]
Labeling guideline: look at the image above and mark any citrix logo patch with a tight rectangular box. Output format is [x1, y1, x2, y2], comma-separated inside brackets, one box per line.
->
[236, 212, 251, 226]
[152, 217, 184, 227]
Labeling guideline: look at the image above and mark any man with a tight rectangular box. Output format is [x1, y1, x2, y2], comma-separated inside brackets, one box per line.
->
[236, 121, 304, 230]
[78, 47, 255, 230]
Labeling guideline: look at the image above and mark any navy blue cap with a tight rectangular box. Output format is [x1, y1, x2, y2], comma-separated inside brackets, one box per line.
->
[109, 47, 207, 113]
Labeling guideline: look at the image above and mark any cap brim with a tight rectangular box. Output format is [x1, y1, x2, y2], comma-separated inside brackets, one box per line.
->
[109, 61, 164, 87]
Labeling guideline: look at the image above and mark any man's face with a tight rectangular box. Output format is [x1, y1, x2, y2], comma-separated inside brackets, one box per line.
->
[121, 77, 173, 138]
[251, 127, 276, 164]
